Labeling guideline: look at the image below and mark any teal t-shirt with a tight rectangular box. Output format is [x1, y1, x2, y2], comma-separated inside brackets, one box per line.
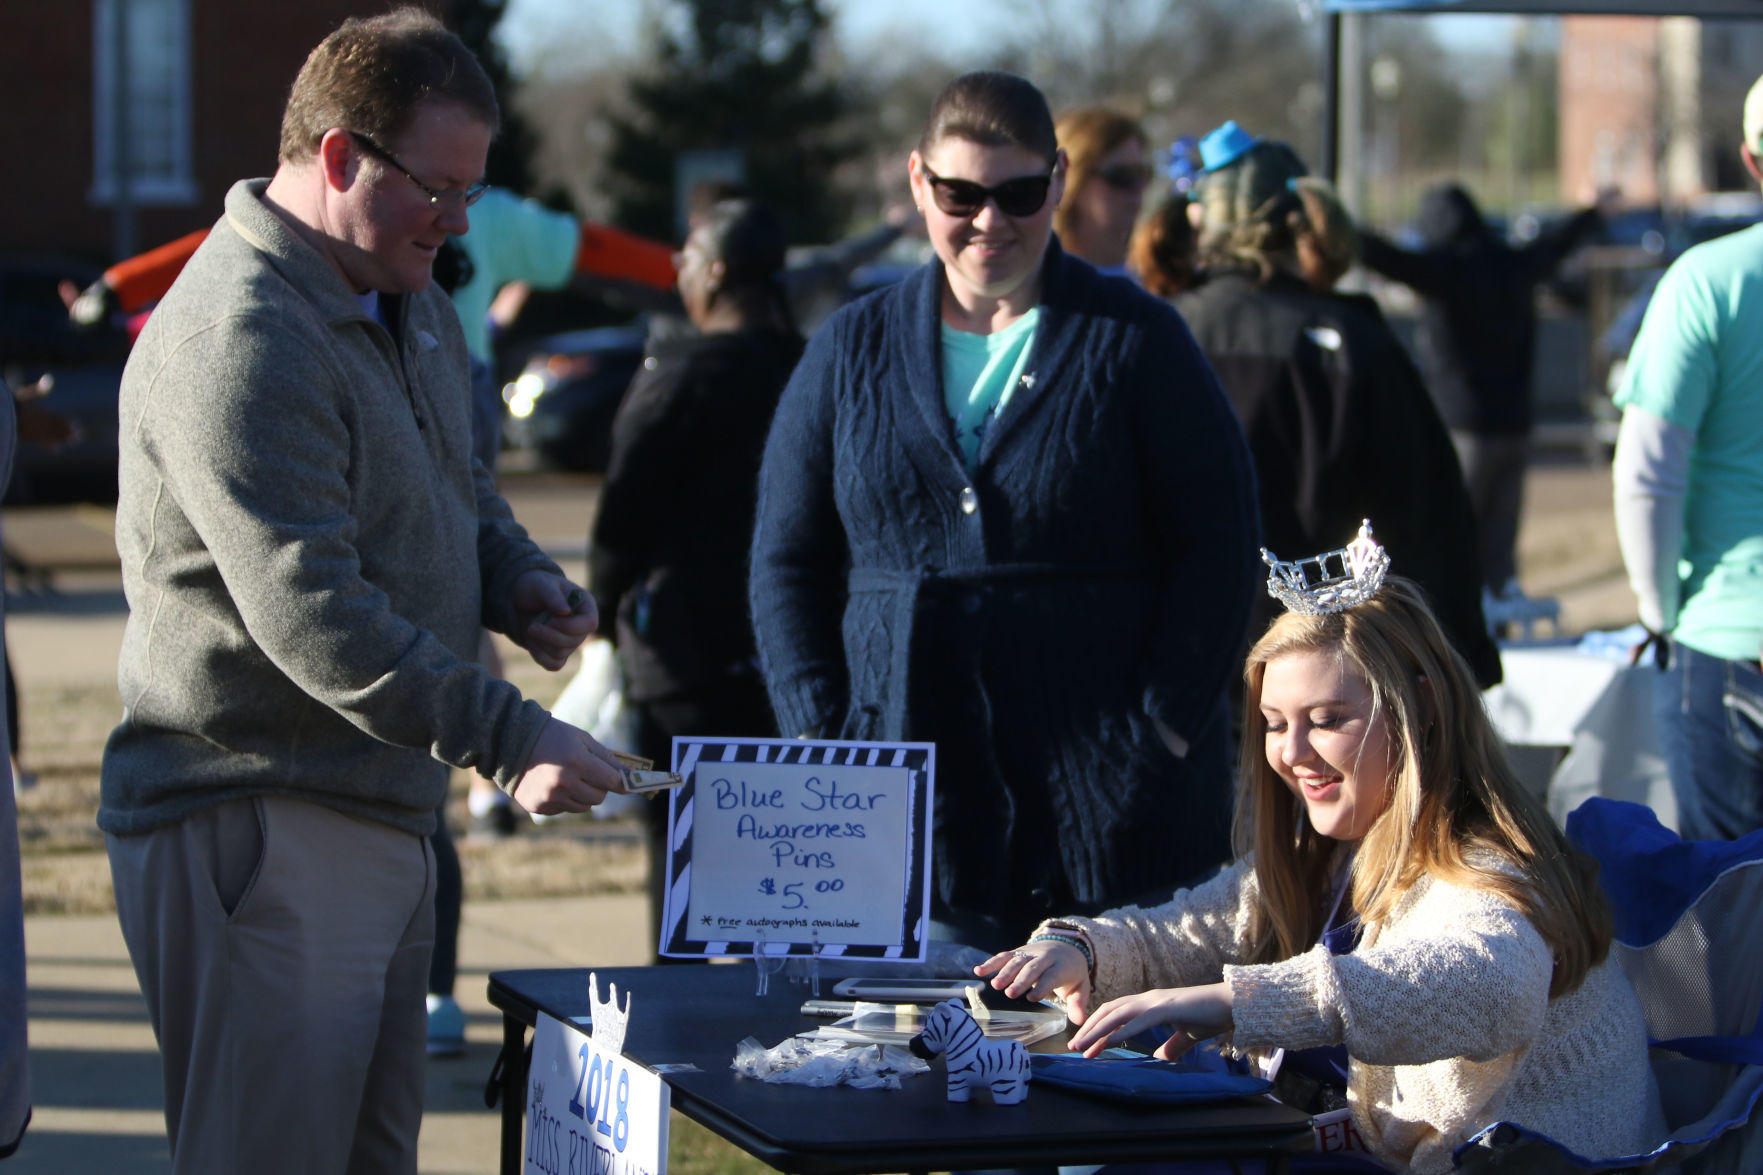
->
[448, 188, 580, 364]
[1615, 223, 1763, 661]
[941, 308, 1040, 469]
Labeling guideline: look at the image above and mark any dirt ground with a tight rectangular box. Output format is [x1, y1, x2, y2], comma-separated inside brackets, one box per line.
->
[12, 666, 648, 917]
[10, 457, 1634, 916]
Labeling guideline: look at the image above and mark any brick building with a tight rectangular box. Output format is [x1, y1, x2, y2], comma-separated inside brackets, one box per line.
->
[1559, 15, 1763, 206]
[0, 0, 445, 266]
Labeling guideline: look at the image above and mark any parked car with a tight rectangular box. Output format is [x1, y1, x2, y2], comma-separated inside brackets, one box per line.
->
[499, 323, 649, 473]
[0, 256, 128, 504]
[497, 258, 916, 474]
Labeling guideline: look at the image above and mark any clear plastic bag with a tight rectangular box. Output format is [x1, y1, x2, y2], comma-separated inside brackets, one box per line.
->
[731, 1034, 930, 1090]
[545, 639, 645, 821]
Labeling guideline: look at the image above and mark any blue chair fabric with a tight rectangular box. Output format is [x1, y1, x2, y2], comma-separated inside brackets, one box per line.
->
[1453, 799, 1763, 1172]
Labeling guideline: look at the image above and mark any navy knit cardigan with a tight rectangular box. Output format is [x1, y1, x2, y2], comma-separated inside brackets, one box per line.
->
[749, 238, 1261, 941]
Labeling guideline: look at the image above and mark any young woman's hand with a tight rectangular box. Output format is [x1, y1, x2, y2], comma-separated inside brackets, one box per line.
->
[975, 941, 1093, 1022]
[1065, 981, 1234, 1059]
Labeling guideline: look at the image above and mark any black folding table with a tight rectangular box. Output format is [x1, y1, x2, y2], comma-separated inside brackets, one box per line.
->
[487, 964, 1314, 1174]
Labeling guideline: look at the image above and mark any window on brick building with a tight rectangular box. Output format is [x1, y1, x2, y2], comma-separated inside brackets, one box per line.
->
[90, 0, 196, 205]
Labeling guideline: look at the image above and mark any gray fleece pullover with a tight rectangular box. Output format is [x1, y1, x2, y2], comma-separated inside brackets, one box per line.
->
[99, 179, 556, 838]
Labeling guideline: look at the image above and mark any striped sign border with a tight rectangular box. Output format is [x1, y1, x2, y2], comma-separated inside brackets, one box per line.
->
[658, 738, 934, 961]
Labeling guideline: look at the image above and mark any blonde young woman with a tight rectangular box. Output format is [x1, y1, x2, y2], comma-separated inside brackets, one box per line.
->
[980, 554, 1666, 1174]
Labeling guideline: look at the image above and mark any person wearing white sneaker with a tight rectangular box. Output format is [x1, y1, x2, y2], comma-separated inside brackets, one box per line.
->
[425, 994, 467, 1059]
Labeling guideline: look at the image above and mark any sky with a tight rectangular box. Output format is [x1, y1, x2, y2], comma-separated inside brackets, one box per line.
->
[495, 0, 1524, 79]
[496, 0, 1019, 75]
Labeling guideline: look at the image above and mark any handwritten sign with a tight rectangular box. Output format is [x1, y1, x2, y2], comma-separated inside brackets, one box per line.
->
[527, 1011, 668, 1175]
[659, 739, 934, 961]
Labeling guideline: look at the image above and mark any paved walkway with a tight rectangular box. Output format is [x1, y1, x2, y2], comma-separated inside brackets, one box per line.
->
[14, 894, 649, 1174]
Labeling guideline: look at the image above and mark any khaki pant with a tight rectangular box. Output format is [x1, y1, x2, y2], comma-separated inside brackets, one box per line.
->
[108, 795, 434, 1175]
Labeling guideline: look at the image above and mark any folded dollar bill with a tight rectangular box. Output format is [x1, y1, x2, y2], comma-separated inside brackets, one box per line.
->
[613, 751, 685, 793]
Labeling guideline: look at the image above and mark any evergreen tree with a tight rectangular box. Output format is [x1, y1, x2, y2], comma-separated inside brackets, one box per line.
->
[447, 0, 538, 194]
[606, 0, 854, 244]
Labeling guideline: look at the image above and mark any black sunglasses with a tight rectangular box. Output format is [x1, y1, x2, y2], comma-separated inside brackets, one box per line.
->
[922, 162, 1057, 218]
[1095, 162, 1153, 193]
[349, 131, 489, 211]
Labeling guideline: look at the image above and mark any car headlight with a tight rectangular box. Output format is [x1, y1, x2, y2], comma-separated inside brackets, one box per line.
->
[504, 371, 547, 418]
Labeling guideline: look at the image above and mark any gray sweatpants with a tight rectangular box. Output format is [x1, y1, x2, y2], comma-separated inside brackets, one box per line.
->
[108, 795, 435, 1175]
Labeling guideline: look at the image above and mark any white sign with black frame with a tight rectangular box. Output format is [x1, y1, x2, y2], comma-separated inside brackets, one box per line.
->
[658, 738, 934, 961]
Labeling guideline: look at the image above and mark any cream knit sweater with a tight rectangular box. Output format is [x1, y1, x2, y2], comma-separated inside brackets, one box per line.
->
[1057, 861, 1666, 1174]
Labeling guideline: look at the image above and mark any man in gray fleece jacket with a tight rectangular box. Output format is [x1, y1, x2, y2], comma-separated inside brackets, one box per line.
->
[97, 12, 623, 1173]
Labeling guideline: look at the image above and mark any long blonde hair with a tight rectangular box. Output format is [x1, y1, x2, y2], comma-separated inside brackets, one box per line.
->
[1236, 578, 1612, 997]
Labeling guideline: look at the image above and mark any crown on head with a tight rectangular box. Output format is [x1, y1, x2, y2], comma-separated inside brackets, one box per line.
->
[586, 971, 630, 1055]
[1261, 520, 1390, 615]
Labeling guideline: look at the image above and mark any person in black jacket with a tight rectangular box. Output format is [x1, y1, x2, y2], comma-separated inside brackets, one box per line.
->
[587, 199, 804, 957]
[1176, 137, 1501, 688]
[1360, 184, 1604, 596]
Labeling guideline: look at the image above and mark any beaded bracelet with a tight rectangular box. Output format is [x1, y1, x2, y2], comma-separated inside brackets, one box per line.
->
[1029, 932, 1097, 994]
[1039, 919, 1099, 991]
[1031, 932, 1091, 967]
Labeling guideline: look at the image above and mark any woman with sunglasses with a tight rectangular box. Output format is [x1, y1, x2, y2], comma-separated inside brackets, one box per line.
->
[1054, 107, 1153, 276]
[750, 71, 1261, 951]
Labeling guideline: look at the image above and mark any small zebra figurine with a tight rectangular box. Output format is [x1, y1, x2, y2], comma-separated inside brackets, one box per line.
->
[908, 998, 1032, 1105]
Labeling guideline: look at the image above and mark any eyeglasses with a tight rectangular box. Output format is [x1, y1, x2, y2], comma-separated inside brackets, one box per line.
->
[349, 132, 489, 211]
[922, 163, 1057, 219]
[1094, 162, 1153, 193]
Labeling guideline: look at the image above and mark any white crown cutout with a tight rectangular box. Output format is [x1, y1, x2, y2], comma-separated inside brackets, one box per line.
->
[586, 971, 631, 1056]
[1261, 520, 1390, 615]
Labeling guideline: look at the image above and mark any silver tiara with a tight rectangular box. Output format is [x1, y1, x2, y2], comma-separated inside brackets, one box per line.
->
[1261, 520, 1390, 615]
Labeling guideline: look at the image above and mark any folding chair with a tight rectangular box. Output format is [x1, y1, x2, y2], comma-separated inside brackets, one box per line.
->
[1455, 798, 1763, 1172]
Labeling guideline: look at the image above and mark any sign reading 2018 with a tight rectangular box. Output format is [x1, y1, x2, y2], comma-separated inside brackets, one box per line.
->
[568, 1038, 631, 1151]
[660, 740, 934, 960]
[526, 1013, 667, 1175]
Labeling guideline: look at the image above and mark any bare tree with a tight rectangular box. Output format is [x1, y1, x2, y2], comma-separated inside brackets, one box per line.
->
[996, 0, 1324, 162]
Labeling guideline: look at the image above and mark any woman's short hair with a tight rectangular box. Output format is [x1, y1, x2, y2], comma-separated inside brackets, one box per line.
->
[1128, 193, 1197, 298]
[1235, 576, 1613, 998]
[919, 72, 1058, 165]
[280, 7, 499, 164]
[697, 199, 787, 291]
[1191, 138, 1309, 276]
[1053, 107, 1147, 242]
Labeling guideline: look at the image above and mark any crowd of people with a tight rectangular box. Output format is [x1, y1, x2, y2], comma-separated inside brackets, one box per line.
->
[1, 5, 1759, 1174]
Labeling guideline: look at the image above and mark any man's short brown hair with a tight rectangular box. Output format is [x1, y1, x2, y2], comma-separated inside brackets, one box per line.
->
[279, 7, 498, 164]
